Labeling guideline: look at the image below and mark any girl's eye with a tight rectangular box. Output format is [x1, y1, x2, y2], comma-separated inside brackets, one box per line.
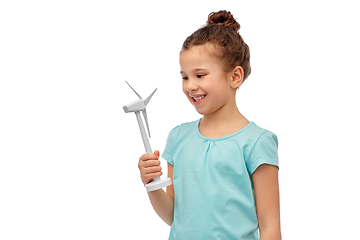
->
[197, 74, 205, 78]
[182, 76, 189, 81]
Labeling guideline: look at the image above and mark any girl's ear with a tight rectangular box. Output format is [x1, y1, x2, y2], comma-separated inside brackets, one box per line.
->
[231, 66, 244, 88]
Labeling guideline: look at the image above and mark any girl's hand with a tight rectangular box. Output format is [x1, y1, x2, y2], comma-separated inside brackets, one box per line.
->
[138, 150, 163, 185]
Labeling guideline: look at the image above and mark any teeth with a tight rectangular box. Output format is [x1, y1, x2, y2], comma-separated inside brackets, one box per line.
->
[193, 95, 205, 102]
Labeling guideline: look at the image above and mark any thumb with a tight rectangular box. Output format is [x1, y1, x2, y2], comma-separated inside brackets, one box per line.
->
[154, 150, 160, 157]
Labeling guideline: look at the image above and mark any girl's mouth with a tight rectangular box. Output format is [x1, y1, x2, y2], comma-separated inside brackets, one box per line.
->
[191, 94, 207, 105]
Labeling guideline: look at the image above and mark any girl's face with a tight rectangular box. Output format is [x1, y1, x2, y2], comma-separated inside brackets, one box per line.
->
[180, 44, 235, 116]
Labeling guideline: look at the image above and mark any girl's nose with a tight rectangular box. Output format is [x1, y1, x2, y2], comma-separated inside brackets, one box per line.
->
[186, 78, 199, 92]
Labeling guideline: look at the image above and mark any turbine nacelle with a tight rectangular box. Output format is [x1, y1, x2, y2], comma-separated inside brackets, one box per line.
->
[123, 99, 145, 113]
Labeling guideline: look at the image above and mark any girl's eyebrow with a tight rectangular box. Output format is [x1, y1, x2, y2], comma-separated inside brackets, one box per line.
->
[180, 68, 209, 75]
[180, 68, 207, 74]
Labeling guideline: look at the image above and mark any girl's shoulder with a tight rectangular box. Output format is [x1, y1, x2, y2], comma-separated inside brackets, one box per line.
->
[168, 119, 199, 135]
[242, 122, 278, 147]
[165, 119, 199, 144]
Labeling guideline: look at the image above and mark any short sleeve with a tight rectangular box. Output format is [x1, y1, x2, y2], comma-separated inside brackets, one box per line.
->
[247, 130, 279, 174]
[161, 125, 180, 166]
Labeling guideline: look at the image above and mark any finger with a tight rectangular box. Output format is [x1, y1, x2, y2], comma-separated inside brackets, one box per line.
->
[139, 164, 161, 175]
[143, 166, 162, 174]
[144, 171, 163, 179]
[140, 153, 159, 161]
[142, 160, 161, 168]
[138, 159, 160, 170]
[154, 150, 160, 157]
[141, 170, 163, 185]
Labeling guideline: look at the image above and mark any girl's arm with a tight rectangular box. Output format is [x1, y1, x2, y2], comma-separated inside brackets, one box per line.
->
[138, 151, 174, 226]
[252, 164, 281, 240]
[147, 162, 174, 226]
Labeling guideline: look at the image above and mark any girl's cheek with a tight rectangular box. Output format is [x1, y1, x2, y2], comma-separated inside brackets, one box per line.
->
[183, 86, 187, 95]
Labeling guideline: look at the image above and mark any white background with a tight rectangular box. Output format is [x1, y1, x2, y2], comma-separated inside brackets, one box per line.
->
[1, 1, 359, 239]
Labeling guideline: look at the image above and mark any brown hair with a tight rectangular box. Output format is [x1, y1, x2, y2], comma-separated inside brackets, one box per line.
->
[181, 10, 251, 82]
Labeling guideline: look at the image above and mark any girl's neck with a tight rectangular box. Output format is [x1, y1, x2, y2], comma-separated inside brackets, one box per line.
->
[201, 110, 248, 127]
[199, 102, 250, 138]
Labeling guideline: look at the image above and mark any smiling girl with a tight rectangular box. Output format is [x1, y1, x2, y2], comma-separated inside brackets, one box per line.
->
[138, 10, 281, 240]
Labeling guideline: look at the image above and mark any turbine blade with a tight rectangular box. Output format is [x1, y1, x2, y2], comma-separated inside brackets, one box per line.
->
[144, 88, 157, 105]
[125, 81, 142, 99]
[142, 109, 151, 138]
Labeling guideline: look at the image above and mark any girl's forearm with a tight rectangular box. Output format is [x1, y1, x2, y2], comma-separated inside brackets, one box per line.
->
[260, 228, 281, 240]
[147, 189, 174, 226]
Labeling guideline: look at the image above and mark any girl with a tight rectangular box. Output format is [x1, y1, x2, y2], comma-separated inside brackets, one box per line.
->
[138, 10, 281, 240]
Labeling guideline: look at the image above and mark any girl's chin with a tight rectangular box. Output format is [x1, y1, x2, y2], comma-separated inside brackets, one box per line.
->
[188, 97, 213, 115]
[193, 106, 209, 116]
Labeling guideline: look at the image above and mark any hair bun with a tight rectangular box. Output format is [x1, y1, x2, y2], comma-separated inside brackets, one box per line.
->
[207, 10, 240, 31]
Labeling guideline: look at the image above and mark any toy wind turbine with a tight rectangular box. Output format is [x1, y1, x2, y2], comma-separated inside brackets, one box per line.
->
[123, 81, 172, 192]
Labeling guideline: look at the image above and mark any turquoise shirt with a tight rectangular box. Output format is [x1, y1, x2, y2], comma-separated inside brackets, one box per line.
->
[162, 119, 279, 240]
